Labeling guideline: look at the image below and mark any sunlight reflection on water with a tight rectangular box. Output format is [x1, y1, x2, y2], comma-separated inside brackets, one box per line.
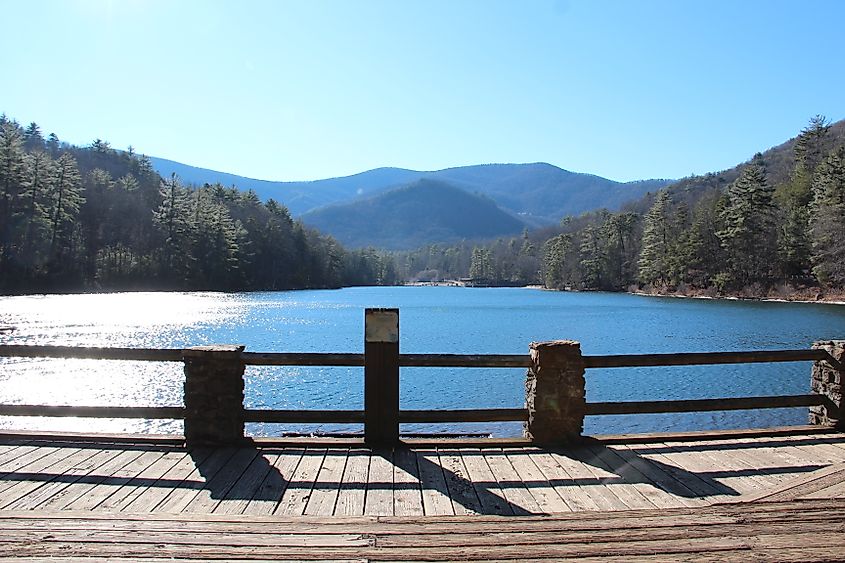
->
[2, 287, 845, 437]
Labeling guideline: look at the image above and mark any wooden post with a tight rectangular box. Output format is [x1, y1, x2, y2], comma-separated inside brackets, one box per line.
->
[182, 345, 247, 446]
[810, 340, 844, 430]
[364, 308, 400, 446]
[524, 340, 586, 445]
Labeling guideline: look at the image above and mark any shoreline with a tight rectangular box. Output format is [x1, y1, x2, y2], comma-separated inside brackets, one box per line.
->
[628, 289, 845, 306]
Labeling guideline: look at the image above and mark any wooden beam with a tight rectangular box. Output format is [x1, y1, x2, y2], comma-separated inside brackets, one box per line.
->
[586, 394, 826, 415]
[0, 345, 183, 362]
[583, 349, 828, 368]
[243, 409, 364, 423]
[399, 408, 527, 423]
[399, 354, 531, 368]
[0, 405, 185, 419]
[241, 352, 364, 366]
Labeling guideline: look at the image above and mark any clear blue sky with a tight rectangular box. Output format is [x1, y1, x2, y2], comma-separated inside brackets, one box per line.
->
[3, 0, 843, 182]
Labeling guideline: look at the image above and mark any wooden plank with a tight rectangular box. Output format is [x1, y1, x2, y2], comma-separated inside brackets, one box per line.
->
[484, 448, 543, 514]
[504, 448, 571, 513]
[214, 451, 281, 515]
[742, 462, 845, 502]
[611, 443, 723, 501]
[0, 345, 183, 362]
[304, 449, 347, 516]
[660, 439, 774, 497]
[155, 448, 239, 513]
[437, 449, 482, 515]
[94, 451, 188, 511]
[528, 451, 602, 512]
[364, 308, 399, 446]
[12, 448, 142, 510]
[241, 351, 364, 366]
[582, 442, 695, 509]
[58, 450, 165, 511]
[392, 448, 424, 516]
[0, 445, 66, 496]
[364, 449, 395, 516]
[583, 348, 827, 368]
[415, 448, 454, 516]
[242, 448, 304, 515]
[0, 446, 86, 507]
[244, 410, 364, 423]
[399, 409, 526, 423]
[398, 354, 530, 368]
[587, 394, 824, 415]
[274, 448, 326, 516]
[334, 448, 370, 517]
[182, 448, 260, 513]
[0, 405, 184, 419]
[120, 448, 213, 512]
[544, 449, 629, 511]
[568, 444, 658, 510]
[458, 448, 512, 515]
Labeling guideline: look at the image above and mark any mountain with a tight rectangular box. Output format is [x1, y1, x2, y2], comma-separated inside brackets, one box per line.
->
[149, 157, 672, 224]
[300, 179, 526, 249]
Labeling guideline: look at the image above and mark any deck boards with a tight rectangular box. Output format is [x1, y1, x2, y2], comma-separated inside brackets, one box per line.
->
[0, 432, 843, 519]
[0, 498, 842, 561]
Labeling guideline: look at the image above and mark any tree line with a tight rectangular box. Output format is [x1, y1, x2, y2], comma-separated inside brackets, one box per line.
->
[0, 116, 392, 294]
[398, 116, 845, 297]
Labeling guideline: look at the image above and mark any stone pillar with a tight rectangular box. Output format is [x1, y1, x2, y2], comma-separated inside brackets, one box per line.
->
[524, 340, 586, 445]
[810, 340, 845, 429]
[182, 345, 247, 446]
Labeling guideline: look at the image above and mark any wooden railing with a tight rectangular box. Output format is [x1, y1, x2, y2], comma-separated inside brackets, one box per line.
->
[0, 308, 841, 445]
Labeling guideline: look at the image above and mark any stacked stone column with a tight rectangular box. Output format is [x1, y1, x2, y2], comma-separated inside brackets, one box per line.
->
[810, 340, 845, 429]
[524, 340, 586, 444]
[182, 345, 247, 446]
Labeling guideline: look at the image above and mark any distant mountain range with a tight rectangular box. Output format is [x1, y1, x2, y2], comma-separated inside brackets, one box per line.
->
[149, 157, 672, 249]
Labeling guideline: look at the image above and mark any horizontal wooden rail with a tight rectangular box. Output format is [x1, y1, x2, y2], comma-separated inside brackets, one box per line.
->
[0, 345, 183, 362]
[399, 354, 530, 368]
[241, 352, 364, 367]
[244, 409, 364, 423]
[399, 408, 527, 423]
[0, 405, 185, 418]
[587, 394, 829, 416]
[583, 349, 831, 368]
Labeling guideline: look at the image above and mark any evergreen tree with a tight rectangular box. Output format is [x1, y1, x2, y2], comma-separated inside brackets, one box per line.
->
[46, 153, 85, 266]
[542, 233, 571, 289]
[716, 164, 778, 288]
[810, 145, 845, 286]
[637, 191, 672, 287]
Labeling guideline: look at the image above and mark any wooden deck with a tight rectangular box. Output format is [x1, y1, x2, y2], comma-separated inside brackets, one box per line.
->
[2, 429, 845, 560]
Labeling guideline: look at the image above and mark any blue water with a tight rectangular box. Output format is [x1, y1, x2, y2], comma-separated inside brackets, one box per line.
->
[2, 287, 844, 436]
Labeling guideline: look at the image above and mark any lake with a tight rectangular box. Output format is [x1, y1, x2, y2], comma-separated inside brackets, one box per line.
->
[2, 286, 844, 437]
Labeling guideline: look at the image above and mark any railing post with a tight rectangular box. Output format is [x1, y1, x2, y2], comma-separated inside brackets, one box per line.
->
[810, 340, 844, 429]
[364, 308, 400, 446]
[525, 340, 586, 444]
[182, 345, 247, 446]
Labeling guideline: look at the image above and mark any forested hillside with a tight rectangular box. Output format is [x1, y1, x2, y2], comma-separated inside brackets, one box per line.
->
[399, 116, 845, 298]
[301, 179, 526, 249]
[0, 116, 391, 294]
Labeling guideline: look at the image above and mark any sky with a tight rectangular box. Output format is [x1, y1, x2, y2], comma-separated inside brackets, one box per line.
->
[2, 0, 844, 183]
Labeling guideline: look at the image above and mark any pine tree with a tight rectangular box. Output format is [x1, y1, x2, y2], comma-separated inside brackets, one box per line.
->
[809, 145, 845, 286]
[47, 153, 85, 263]
[542, 233, 571, 289]
[637, 191, 672, 287]
[716, 164, 777, 288]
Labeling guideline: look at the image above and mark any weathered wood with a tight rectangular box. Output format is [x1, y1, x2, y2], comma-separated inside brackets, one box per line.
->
[364, 308, 400, 446]
[458, 449, 513, 515]
[398, 354, 530, 368]
[416, 449, 454, 516]
[214, 451, 281, 515]
[274, 448, 326, 516]
[242, 448, 304, 515]
[0, 404, 185, 418]
[304, 449, 347, 516]
[334, 449, 370, 517]
[583, 348, 829, 368]
[393, 448, 424, 516]
[399, 408, 526, 423]
[365, 449, 395, 516]
[245, 409, 365, 423]
[504, 447, 572, 513]
[437, 449, 482, 515]
[587, 394, 825, 415]
[0, 344, 183, 361]
[241, 352, 364, 366]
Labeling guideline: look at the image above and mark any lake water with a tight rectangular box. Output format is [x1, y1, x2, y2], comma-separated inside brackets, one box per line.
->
[2, 286, 845, 437]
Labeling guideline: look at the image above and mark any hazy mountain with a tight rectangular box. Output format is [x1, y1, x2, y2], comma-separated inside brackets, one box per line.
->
[301, 179, 527, 249]
[149, 157, 671, 223]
